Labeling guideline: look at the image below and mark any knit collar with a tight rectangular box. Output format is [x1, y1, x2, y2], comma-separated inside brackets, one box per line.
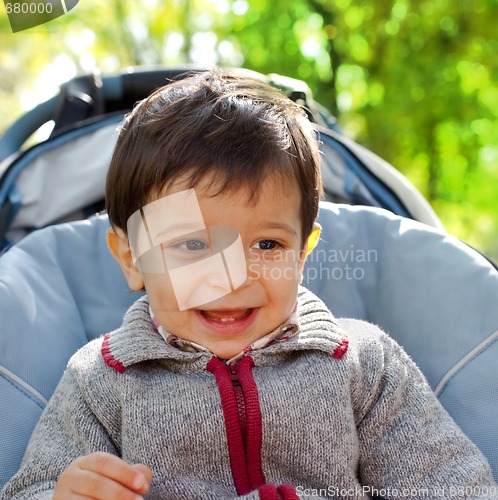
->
[150, 306, 300, 366]
[101, 287, 348, 373]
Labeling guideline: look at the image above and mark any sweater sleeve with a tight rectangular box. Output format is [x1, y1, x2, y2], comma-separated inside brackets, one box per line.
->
[0, 352, 121, 500]
[341, 318, 496, 499]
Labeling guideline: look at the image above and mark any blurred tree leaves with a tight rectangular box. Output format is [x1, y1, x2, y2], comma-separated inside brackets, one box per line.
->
[1, 0, 497, 259]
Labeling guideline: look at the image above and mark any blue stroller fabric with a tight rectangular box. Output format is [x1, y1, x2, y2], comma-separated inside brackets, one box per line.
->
[0, 203, 497, 488]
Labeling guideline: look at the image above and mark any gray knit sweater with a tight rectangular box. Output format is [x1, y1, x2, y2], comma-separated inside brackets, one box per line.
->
[1, 288, 495, 499]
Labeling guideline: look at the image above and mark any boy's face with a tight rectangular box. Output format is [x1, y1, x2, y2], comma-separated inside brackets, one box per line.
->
[109, 173, 319, 360]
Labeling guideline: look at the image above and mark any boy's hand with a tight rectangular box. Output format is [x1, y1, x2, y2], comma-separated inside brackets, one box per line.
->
[53, 452, 153, 499]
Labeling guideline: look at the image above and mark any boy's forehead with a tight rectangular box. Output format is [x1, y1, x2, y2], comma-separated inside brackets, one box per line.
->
[155, 170, 301, 207]
[137, 189, 205, 240]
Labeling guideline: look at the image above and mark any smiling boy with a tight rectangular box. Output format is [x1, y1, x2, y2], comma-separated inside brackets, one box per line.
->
[2, 68, 495, 500]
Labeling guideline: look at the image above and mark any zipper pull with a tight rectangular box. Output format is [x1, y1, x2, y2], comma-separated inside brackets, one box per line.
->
[228, 362, 240, 385]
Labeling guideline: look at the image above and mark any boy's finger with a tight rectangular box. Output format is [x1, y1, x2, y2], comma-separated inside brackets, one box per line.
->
[77, 452, 149, 493]
[68, 468, 143, 500]
[132, 463, 153, 487]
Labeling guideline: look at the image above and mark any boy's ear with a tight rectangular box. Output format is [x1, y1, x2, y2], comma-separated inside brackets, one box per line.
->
[305, 223, 321, 256]
[107, 227, 144, 291]
[298, 223, 321, 283]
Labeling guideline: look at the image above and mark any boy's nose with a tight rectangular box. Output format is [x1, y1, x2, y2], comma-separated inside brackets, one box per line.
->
[169, 254, 233, 310]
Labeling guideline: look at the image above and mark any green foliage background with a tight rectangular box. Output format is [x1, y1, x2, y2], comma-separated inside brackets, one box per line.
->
[1, 0, 498, 260]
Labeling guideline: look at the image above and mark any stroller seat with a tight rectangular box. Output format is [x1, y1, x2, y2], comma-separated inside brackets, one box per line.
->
[1, 202, 497, 488]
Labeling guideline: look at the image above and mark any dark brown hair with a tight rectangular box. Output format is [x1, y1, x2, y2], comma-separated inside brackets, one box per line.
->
[105, 68, 322, 243]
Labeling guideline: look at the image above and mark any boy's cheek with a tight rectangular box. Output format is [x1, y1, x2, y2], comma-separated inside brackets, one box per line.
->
[142, 272, 179, 312]
[247, 260, 303, 284]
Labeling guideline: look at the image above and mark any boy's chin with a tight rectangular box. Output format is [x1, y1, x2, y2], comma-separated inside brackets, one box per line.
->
[206, 341, 249, 361]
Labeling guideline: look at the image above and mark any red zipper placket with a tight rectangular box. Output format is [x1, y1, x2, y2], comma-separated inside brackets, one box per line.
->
[229, 362, 247, 450]
[207, 355, 265, 495]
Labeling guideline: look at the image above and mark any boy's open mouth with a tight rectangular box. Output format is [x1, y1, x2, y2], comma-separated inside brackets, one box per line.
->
[196, 308, 259, 334]
[200, 309, 253, 322]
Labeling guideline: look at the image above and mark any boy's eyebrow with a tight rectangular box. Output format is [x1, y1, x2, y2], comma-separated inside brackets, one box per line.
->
[261, 222, 298, 238]
[151, 222, 206, 240]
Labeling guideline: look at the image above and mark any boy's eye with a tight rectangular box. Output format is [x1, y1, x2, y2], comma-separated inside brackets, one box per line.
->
[175, 239, 209, 251]
[254, 240, 280, 250]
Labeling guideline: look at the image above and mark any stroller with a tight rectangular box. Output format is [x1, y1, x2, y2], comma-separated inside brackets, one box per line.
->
[0, 67, 497, 488]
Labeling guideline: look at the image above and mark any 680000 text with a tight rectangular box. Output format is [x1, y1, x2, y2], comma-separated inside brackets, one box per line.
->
[5, 2, 53, 14]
